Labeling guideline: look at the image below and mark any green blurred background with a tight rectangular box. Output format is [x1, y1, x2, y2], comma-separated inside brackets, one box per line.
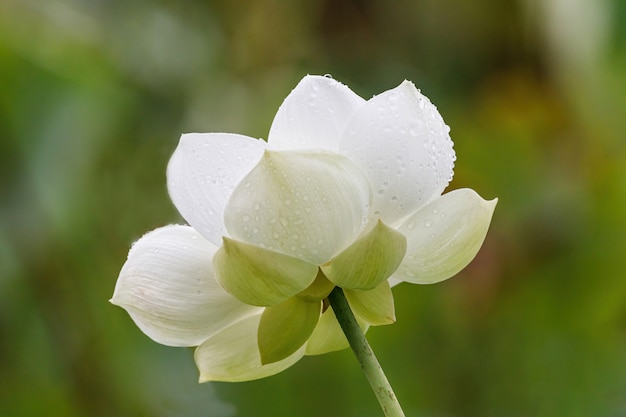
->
[1, 0, 625, 416]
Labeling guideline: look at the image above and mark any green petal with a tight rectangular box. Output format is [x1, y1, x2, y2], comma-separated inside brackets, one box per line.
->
[393, 188, 497, 284]
[305, 306, 369, 356]
[195, 314, 305, 382]
[320, 220, 407, 290]
[258, 297, 321, 364]
[344, 280, 395, 326]
[213, 238, 318, 306]
[296, 269, 335, 303]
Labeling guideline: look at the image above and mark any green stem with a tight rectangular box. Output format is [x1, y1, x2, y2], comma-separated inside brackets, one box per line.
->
[327, 287, 405, 417]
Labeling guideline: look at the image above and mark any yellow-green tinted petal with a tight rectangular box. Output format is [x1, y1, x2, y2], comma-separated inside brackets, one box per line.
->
[296, 269, 335, 303]
[393, 188, 497, 284]
[195, 314, 305, 382]
[258, 297, 321, 364]
[321, 220, 406, 290]
[213, 237, 318, 306]
[344, 281, 395, 326]
[305, 306, 369, 356]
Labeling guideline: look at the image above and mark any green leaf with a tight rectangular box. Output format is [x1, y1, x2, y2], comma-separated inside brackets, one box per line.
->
[321, 220, 407, 290]
[213, 238, 318, 306]
[344, 280, 395, 326]
[258, 297, 321, 364]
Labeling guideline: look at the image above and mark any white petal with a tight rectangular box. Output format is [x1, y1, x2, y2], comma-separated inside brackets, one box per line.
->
[393, 189, 497, 284]
[339, 80, 456, 225]
[195, 314, 305, 382]
[224, 150, 372, 265]
[167, 133, 266, 246]
[111, 225, 261, 347]
[268, 75, 365, 152]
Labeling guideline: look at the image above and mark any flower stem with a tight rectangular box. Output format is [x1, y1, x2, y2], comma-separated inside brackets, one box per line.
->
[327, 287, 405, 417]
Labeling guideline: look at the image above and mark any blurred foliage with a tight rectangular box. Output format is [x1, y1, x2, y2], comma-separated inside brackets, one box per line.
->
[1, 0, 625, 416]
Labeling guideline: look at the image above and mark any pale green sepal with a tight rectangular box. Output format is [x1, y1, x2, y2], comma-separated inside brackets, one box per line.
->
[213, 237, 318, 307]
[258, 297, 321, 364]
[393, 188, 497, 284]
[305, 306, 369, 355]
[296, 269, 335, 303]
[321, 219, 407, 290]
[195, 314, 305, 382]
[344, 280, 395, 326]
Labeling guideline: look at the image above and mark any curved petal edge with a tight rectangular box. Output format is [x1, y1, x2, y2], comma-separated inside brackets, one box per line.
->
[393, 188, 497, 284]
[111, 225, 260, 347]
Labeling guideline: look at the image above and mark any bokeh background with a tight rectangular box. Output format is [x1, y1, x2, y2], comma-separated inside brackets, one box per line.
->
[1, 0, 625, 416]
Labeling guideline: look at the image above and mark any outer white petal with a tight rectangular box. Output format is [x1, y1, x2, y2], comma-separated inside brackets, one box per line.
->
[268, 75, 366, 152]
[167, 133, 266, 246]
[195, 314, 305, 382]
[111, 225, 261, 347]
[224, 150, 371, 265]
[339, 80, 456, 225]
[393, 189, 497, 284]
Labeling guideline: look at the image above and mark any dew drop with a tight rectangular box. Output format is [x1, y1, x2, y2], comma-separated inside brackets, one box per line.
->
[424, 220, 432, 228]
[242, 214, 250, 222]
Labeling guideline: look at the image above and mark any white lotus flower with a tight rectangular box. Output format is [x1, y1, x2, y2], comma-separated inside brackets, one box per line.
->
[111, 75, 497, 382]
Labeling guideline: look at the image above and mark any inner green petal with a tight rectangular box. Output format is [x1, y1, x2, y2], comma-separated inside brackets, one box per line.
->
[258, 297, 321, 364]
[344, 280, 395, 326]
[305, 305, 369, 356]
[296, 269, 335, 303]
[321, 220, 407, 290]
[213, 237, 318, 307]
